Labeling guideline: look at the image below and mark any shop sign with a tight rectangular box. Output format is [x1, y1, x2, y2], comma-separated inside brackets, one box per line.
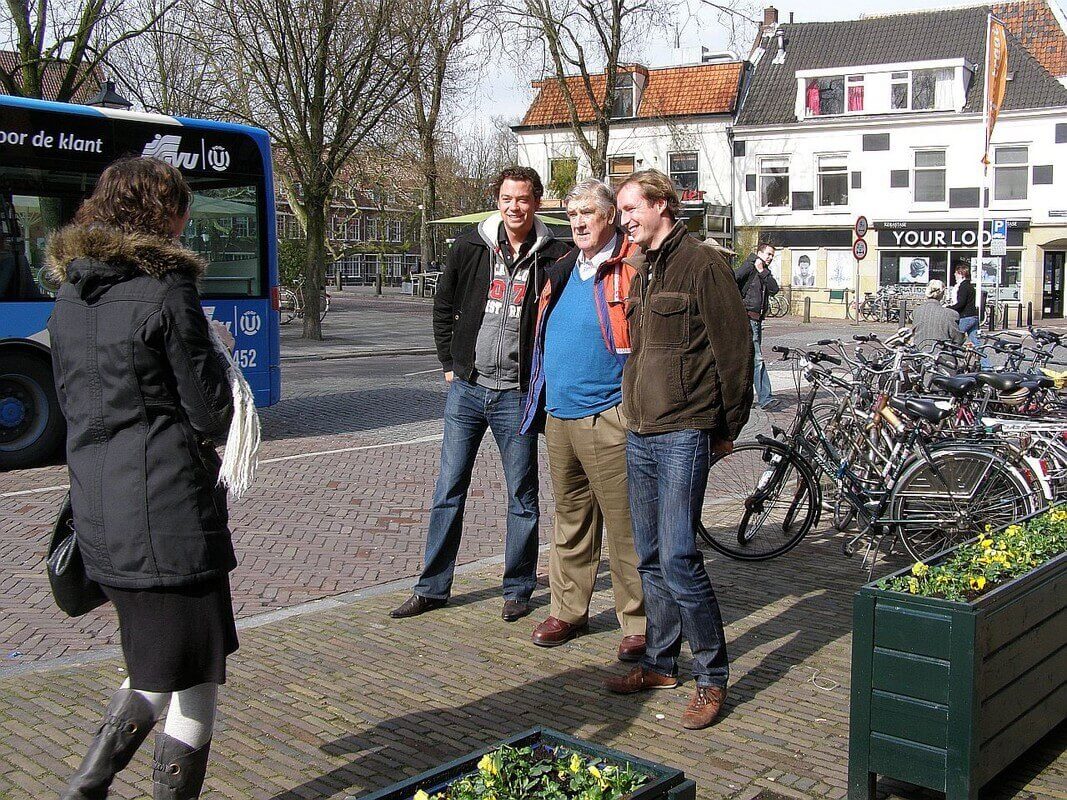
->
[873, 220, 1026, 248]
[680, 189, 706, 203]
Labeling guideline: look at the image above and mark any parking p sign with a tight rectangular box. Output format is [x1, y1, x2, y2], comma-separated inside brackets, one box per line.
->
[991, 219, 1007, 256]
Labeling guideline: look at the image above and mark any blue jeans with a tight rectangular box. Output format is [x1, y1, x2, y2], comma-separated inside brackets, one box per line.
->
[958, 316, 989, 368]
[626, 429, 729, 688]
[415, 378, 539, 602]
[750, 319, 772, 406]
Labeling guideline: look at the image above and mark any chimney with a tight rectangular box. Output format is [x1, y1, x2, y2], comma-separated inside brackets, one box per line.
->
[764, 6, 778, 26]
[789, 12, 794, 22]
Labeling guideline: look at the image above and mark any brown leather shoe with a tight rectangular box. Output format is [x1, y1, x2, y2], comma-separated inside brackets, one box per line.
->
[531, 616, 586, 647]
[604, 666, 678, 694]
[389, 594, 446, 618]
[502, 599, 532, 622]
[681, 686, 727, 729]
[617, 635, 646, 662]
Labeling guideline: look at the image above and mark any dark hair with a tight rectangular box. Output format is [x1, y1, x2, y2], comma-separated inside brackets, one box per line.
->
[617, 169, 680, 219]
[491, 166, 544, 201]
[75, 157, 192, 237]
[757, 241, 775, 252]
[954, 262, 972, 280]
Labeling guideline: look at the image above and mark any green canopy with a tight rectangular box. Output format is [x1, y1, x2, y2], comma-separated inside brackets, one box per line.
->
[430, 210, 570, 227]
[190, 195, 257, 216]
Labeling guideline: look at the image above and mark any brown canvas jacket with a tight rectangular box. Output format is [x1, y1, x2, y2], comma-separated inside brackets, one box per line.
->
[621, 221, 754, 439]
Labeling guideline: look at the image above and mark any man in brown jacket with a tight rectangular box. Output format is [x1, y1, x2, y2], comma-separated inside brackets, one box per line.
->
[603, 170, 753, 730]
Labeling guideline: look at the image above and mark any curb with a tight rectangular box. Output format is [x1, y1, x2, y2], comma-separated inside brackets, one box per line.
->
[280, 347, 437, 363]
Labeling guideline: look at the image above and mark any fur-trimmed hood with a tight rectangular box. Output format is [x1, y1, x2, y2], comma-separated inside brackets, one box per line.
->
[47, 224, 205, 302]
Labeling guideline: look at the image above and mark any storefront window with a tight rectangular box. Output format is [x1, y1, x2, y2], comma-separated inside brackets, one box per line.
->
[879, 251, 947, 286]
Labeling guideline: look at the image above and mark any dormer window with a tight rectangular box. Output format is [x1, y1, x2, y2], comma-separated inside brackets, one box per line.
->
[613, 73, 635, 117]
[796, 60, 965, 120]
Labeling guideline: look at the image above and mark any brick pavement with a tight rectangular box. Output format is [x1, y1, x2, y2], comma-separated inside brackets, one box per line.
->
[0, 534, 1062, 800]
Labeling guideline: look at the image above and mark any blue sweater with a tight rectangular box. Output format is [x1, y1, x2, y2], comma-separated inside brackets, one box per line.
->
[543, 267, 624, 419]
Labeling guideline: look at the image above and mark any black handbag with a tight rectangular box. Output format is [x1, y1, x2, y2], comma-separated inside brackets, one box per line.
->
[45, 494, 107, 617]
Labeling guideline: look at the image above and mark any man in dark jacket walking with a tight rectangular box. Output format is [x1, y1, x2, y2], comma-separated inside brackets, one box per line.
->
[603, 170, 753, 731]
[735, 242, 780, 409]
[391, 166, 571, 623]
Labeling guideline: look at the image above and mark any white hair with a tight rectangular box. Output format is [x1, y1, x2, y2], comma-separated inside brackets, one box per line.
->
[926, 279, 945, 300]
[564, 179, 616, 223]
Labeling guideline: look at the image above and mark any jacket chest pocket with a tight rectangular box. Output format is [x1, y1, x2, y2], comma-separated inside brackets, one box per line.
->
[646, 292, 689, 348]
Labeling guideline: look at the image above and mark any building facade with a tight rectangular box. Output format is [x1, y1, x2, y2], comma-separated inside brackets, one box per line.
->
[733, 3, 1067, 319]
[514, 60, 743, 248]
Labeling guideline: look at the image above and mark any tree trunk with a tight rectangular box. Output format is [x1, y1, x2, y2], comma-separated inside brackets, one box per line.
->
[421, 141, 438, 269]
[302, 198, 326, 340]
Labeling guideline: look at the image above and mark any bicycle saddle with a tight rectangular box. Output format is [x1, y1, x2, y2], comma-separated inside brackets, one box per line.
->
[974, 372, 1026, 392]
[888, 396, 954, 423]
[930, 375, 978, 398]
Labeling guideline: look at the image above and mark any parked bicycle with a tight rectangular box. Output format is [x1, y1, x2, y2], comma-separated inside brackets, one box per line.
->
[279, 278, 330, 325]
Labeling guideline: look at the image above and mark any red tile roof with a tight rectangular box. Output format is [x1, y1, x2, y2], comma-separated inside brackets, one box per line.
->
[520, 61, 743, 128]
[0, 51, 104, 103]
[994, 0, 1067, 77]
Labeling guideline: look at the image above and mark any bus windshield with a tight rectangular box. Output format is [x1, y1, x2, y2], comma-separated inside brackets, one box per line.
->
[1, 167, 266, 300]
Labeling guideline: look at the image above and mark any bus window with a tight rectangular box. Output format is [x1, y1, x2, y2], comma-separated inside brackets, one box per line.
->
[182, 184, 263, 297]
[1, 193, 76, 299]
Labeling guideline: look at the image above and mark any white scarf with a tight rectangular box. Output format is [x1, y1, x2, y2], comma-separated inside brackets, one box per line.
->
[207, 327, 261, 500]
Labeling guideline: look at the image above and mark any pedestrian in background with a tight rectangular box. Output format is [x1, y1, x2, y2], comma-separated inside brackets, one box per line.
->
[391, 166, 570, 623]
[48, 157, 238, 800]
[604, 170, 753, 730]
[950, 262, 988, 367]
[520, 179, 646, 660]
[911, 279, 964, 351]
[735, 242, 780, 410]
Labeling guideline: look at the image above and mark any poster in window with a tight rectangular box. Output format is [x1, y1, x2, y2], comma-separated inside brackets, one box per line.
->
[971, 256, 1001, 287]
[826, 250, 853, 291]
[791, 250, 817, 287]
[899, 256, 929, 284]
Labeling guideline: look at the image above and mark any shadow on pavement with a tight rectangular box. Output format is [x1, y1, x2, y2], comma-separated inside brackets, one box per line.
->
[260, 388, 446, 440]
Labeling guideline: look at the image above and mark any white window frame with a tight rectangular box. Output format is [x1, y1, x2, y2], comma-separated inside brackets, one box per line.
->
[794, 58, 966, 119]
[758, 155, 791, 212]
[668, 152, 699, 191]
[913, 148, 947, 205]
[612, 73, 635, 118]
[993, 144, 1030, 203]
[815, 153, 849, 210]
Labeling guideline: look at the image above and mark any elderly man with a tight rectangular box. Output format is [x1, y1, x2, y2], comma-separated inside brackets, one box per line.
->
[605, 169, 753, 731]
[520, 180, 646, 661]
[911, 279, 964, 351]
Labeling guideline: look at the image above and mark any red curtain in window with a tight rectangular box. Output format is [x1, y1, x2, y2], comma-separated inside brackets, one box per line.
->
[806, 81, 820, 115]
[848, 85, 864, 112]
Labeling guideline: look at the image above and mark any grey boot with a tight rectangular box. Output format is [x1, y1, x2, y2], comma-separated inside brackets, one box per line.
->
[60, 690, 158, 800]
[152, 734, 211, 800]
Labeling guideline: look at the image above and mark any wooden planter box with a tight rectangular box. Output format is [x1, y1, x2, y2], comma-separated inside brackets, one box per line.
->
[357, 727, 696, 800]
[848, 546, 1067, 800]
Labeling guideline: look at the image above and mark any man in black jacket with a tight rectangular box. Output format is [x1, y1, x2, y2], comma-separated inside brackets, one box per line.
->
[735, 242, 780, 409]
[391, 166, 571, 622]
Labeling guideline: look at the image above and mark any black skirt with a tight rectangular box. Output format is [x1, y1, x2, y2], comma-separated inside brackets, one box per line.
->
[102, 576, 239, 693]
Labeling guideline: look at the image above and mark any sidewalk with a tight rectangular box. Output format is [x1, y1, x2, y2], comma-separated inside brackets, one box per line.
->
[1, 535, 1062, 800]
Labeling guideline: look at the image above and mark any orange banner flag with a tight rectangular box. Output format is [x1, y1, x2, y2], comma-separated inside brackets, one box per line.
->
[983, 15, 1009, 164]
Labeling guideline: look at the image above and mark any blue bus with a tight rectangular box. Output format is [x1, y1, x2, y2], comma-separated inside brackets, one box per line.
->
[0, 95, 281, 470]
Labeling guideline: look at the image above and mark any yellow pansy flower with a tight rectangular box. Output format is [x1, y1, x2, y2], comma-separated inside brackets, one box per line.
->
[414, 791, 431, 800]
[908, 577, 920, 594]
[570, 753, 582, 774]
[911, 562, 929, 577]
[969, 576, 987, 591]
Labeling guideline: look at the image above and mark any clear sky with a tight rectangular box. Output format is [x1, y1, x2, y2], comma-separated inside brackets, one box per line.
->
[454, 0, 1001, 136]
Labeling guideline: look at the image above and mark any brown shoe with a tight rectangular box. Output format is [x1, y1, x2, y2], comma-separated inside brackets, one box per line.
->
[604, 666, 678, 694]
[617, 635, 646, 662]
[502, 599, 532, 622]
[389, 594, 447, 618]
[531, 616, 586, 647]
[681, 686, 727, 729]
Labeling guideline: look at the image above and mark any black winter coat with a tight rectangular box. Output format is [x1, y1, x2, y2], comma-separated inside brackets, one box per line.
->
[734, 253, 780, 320]
[46, 225, 236, 589]
[432, 222, 570, 390]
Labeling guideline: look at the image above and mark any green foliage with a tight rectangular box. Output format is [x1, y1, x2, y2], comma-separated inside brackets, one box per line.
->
[548, 159, 578, 201]
[278, 238, 307, 287]
[413, 744, 650, 800]
[878, 506, 1067, 601]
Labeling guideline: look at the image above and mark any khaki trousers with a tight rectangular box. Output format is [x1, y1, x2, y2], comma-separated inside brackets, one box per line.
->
[545, 405, 645, 636]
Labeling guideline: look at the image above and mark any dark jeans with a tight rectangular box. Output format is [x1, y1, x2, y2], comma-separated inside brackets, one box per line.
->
[626, 428, 729, 688]
[958, 316, 990, 368]
[414, 378, 539, 602]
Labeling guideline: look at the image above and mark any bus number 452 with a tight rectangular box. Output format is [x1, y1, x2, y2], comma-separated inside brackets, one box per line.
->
[234, 349, 257, 368]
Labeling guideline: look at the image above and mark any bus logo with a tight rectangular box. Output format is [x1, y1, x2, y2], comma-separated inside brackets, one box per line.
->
[141, 134, 199, 170]
[207, 146, 230, 172]
[239, 311, 262, 336]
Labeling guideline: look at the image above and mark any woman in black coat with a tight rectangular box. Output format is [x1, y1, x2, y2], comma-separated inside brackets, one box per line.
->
[48, 157, 237, 800]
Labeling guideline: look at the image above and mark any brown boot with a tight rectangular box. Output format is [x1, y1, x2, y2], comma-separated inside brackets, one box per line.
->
[604, 666, 678, 694]
[681, 686, 727, 729]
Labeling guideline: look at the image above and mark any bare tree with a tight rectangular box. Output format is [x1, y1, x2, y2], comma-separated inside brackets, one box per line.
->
[436, 116, 517, 213]
[201, 0, 418, 339]
[1, 0, 173, 101]
[506, 0, 664, 179]
[398, 0, 482, 269]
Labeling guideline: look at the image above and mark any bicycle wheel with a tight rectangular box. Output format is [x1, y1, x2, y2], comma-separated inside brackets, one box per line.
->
[697, 441, 819, 560]
[769, 293, 787, 318]
[278, 288, 297, 325]
[860, 299, 877, 322]
[319, 291, 330, 321]
[890, 446, 1037, 562]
